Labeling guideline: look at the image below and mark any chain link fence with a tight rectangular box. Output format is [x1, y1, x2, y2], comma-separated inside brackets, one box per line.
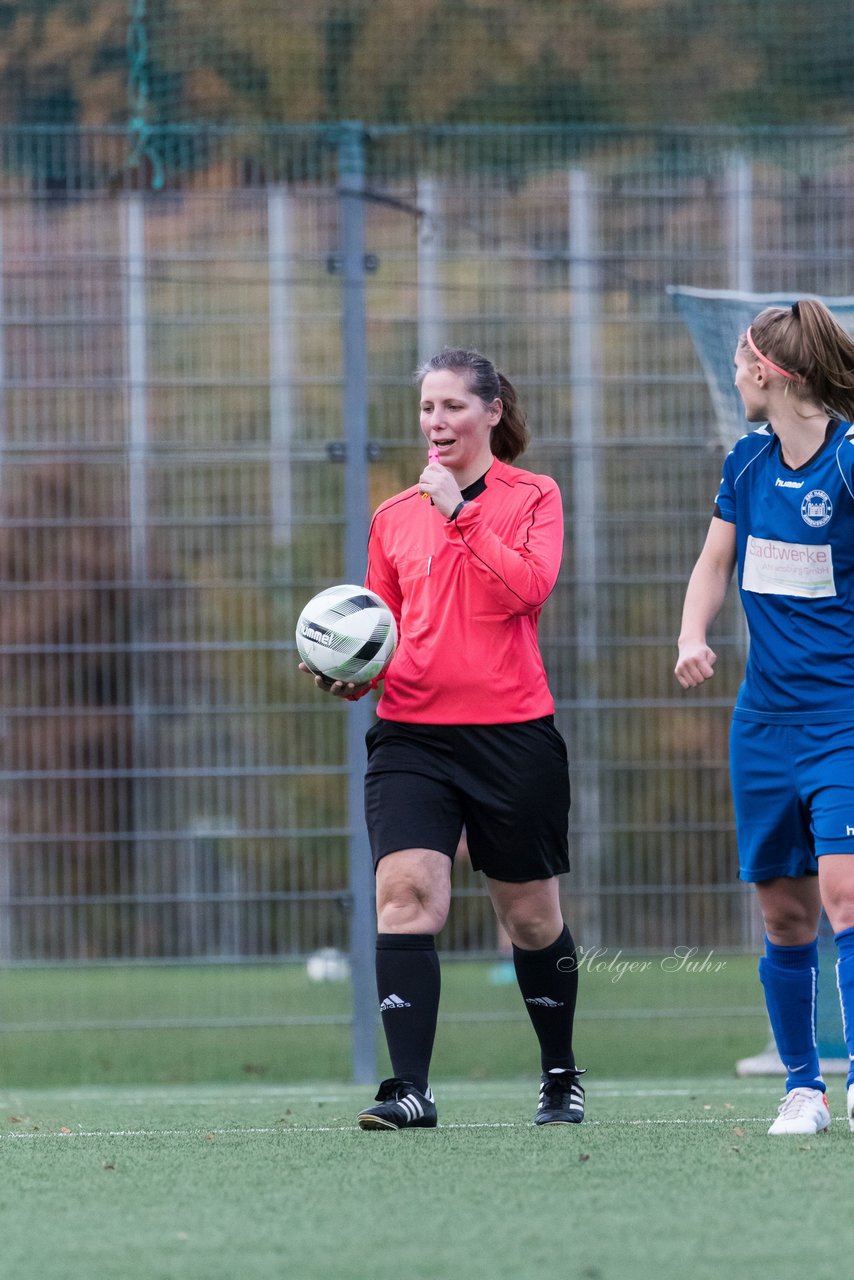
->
[1, 124, 853, 1073]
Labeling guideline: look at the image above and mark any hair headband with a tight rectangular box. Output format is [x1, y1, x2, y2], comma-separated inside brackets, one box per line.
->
[745, 327, 801, 382]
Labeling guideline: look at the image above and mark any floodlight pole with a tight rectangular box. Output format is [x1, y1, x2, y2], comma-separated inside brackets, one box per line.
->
[339, 122, 377, 1085]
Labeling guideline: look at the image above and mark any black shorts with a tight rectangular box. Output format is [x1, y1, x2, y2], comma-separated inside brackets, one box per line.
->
[364, 717, 570, 883]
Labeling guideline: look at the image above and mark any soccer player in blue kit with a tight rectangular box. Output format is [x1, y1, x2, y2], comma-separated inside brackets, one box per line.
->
[675, 299, 854, 1135]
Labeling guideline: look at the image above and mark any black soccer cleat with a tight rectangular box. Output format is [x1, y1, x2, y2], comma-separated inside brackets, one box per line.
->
[357, 1077, 438, 1131]
[534, 1070, 586, 1125]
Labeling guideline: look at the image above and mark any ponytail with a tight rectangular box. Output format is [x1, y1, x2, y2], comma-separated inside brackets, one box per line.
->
[492, 371, 529, 463]
[745, 299, 854, 421]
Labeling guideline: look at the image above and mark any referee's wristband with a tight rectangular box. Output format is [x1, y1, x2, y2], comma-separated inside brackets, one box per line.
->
[448, 499, 468, 522]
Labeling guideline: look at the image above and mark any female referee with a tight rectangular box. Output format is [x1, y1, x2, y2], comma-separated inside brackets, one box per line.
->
[301, 348, 583, 1130]
[675, 300, 854, 1136]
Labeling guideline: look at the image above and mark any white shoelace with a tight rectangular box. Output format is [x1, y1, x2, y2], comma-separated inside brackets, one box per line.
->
[776, 1087, 824, 1118]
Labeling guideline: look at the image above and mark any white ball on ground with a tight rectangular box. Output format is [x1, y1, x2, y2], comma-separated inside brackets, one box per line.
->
[306, 948, 351, 982]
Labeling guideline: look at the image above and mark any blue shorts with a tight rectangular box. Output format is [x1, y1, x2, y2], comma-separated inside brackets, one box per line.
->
[730, 715, 854, 883]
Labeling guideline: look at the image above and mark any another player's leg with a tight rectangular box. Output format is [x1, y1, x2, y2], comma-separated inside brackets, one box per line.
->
[833, 924, 854, 1132]
[732, 721, 827, 1135]
[356, 848, 451, 1131]
[755, 877, 828, 1135]
[816, 851, 854, 1134]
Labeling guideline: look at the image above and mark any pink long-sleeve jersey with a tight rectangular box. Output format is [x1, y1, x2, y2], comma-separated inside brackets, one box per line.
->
[365, 457, 564, 724]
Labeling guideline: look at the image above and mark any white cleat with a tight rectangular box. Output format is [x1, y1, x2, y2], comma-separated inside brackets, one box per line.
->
[847, 1082, 854, 1134]
[768, 1086, 830, 1135]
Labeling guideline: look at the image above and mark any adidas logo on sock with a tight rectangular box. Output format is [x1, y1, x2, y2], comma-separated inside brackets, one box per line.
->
[379, 993, 411, 1011]
[525, 996, 564, 1008]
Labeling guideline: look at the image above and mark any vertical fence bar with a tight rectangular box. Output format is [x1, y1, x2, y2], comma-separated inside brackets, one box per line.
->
[417, 174, 444, 360]
[339, 122, 377, 1085]
[568, 168, 603, 946]
[268, 185, 294, 546]
[124, 192, 152, 955]
[0, 206, 9, 963]
[726, 155, 754, 294]
[725, 156, 760, 951]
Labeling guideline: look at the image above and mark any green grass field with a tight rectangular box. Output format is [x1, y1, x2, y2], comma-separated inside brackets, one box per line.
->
[2, 958, 852, 1278]
[0, 954, 769, 1086]
[2, 1077, 853, 1280]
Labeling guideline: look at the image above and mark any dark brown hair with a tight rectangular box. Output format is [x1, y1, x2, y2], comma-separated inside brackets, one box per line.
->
[414, 348, 529, 462]
[741, 299, 854, 421]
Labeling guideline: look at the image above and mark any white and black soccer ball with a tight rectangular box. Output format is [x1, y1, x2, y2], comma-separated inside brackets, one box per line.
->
[296, 584, 397, 685]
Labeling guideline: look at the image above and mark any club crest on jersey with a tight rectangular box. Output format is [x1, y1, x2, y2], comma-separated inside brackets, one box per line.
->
[800, 489, 832, 527]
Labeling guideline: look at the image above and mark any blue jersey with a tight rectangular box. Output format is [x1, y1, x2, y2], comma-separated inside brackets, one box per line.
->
[714, 419, 854, 719]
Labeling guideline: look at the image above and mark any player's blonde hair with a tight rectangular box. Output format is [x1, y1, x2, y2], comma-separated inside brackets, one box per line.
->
[740, 299, 854, 421]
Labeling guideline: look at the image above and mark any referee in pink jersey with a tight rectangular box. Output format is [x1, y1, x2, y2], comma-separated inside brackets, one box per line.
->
[303, 348, 583, 1130]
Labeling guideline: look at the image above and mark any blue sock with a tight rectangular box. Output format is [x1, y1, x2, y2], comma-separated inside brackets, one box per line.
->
[759, 936, 825, 1094]
[834, 925, 854, 1088]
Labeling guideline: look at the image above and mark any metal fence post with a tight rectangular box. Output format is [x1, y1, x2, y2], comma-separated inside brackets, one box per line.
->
[417, 174, 444, 359]
[338, 122, 377, 1085]
[0, 209, 9, 963]
[124, 192, 153, 956]
[726, 154, 754, 294]
[568, 168, 603, 947]
[267, 185, 295, 546]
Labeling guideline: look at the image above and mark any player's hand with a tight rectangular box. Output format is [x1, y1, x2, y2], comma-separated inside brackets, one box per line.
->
[674, 642, 717, 689]
[298, 663, 371, 699]
[418, 459, 463, 519]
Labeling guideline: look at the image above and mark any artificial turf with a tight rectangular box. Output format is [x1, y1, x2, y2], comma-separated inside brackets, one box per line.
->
[1, 1078, 852, 1280]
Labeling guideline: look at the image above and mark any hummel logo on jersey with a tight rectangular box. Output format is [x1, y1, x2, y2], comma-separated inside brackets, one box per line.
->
[379, 993, 411, 1011]
[525, 996, 564, 1008]
[847, 825, 854, 837]
[775, 477, 804, 489]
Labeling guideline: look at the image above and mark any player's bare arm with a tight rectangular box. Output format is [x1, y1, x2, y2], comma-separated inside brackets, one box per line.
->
[675, 516, 737, 689]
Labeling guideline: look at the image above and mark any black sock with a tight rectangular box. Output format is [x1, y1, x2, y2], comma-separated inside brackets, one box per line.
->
[513, 923, 578, 1073]
[375, 933, 440, 1094]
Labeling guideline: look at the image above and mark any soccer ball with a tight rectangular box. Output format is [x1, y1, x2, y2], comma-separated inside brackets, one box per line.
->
[296, 584, 397, 685]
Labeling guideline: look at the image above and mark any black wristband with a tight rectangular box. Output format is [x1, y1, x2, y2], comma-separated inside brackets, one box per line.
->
[448, 500, 468, 522]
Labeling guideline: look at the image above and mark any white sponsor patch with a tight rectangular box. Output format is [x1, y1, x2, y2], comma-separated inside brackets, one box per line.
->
[742, 535, 836, 598]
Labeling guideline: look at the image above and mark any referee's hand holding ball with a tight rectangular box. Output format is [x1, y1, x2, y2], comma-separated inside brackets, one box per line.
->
[298, 664, 371, 699]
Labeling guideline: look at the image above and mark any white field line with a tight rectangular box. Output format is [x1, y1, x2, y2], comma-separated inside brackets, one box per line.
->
[0, 1082, 758, 1107]
[0, 1117, 780, 1140]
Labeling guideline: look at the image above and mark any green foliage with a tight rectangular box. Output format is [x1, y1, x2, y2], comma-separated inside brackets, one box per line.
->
[0, 0, 852, 129]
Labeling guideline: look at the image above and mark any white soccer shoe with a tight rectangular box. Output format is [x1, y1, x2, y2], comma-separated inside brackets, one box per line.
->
[767, 1086, 830, 1135]
[847, 1082, 854, 1134]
